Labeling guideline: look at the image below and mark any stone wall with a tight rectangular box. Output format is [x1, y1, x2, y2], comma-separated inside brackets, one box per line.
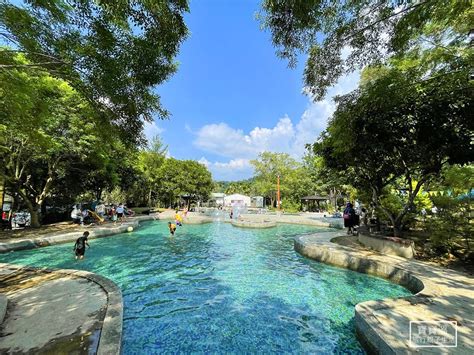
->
[358, 234, 415, 259]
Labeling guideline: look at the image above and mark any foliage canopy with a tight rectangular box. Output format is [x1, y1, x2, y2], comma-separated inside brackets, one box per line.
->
[0, 0, 189, 144]
[259, 0, 472, 100]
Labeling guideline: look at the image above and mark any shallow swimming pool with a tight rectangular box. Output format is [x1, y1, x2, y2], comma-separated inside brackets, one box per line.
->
[0, 221, 410, 353]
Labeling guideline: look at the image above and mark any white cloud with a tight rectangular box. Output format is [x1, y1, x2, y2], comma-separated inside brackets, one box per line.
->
[293, 69, 360, 156]
[292, 100, 334, 157]
[198, 157, 211, 168]
[194, 117, 295, 159]
[199, 157, 252, 181]
[214, 158, 250, 170]
[143, 120, 164, 143]
[194, 70, 360, 180]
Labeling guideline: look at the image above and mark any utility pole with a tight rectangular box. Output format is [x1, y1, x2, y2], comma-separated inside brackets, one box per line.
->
[277, 175, 280, 211]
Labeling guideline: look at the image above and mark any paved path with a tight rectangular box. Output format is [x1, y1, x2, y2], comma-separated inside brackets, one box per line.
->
[0, 264, 122, 354]
[295, 232, 474, 354]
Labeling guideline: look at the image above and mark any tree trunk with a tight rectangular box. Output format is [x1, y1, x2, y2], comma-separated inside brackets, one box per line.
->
[370, 187, 398, 236]
[30, 208, 40, 228]
[21, 196, 40, 228]
[393, 223, 403, 238]
[95, 188, 103, 201]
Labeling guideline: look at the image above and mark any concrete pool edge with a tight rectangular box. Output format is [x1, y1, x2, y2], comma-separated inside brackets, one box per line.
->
[294, 232, 474, 354]
[0, 262, 123, 355]
[0, 215, 159, 253]
[231, 220, 277, 228]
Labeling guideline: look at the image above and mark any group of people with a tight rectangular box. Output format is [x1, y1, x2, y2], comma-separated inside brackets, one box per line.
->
[76, 208, 187, 260]
[71, 202, 132, 225]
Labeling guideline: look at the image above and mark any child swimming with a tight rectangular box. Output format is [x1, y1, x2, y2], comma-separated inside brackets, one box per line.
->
[168, 221, 177, 236]
[74, 231, 90, 260]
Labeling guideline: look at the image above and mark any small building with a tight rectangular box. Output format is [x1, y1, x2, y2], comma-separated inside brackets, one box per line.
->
[210, 192, 226, 206]
[224, 193, 251, 207]
[251, 196, 265, 208]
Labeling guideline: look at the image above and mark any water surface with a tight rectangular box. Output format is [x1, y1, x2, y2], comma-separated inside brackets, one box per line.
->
[0, 221, 411, 353]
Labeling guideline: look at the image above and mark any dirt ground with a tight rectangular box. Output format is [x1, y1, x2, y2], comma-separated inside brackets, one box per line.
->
[0, 222, 82, 241]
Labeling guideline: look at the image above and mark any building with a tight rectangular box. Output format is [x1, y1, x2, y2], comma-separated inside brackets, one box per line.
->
[224, 193, 251, 207]
[251, 196, 265, 208]
[209, 192, 226, 206]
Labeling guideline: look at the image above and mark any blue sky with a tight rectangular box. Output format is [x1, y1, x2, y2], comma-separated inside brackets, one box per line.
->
[145, 0, 360, 180]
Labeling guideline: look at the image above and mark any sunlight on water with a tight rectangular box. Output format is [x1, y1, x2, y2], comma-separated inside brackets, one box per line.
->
[1, 221, 411, 353]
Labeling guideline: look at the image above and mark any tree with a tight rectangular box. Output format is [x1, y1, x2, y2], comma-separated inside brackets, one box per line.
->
[0, 54, 114, 227]
[0, 0, 189, 144]
[302, 150, 352, 210]
[135, 136, 167, 206]
[259, 0, 472, 100]
[250, 152, 299, 208]
[213, 181, 230, 193]
[427, 165, 473, 254]
[224, 180, 255, 196]
[314, 64, 472, 236]
[156, 158, 213, 208]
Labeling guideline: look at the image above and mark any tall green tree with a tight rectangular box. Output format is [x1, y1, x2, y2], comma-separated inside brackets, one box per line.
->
[314, 64, 472, 236]
[0, 0, 189, 144]
[250, 152, 299, 208]
[135, 136, 167, 206]
[156, 158, 213, 208]
[0, 55, 114, 227]
[259, 0, 472, 100]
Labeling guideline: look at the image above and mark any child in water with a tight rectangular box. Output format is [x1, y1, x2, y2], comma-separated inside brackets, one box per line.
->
[175, 210, 183, 226]
[74, 231, 90, 260]
[168, 222, 177, 236]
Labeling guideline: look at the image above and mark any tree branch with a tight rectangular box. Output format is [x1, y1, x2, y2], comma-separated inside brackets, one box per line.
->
[341, 1, 431, 42]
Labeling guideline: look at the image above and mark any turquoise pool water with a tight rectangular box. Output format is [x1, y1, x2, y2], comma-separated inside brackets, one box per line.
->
[0, 221, 411, 353]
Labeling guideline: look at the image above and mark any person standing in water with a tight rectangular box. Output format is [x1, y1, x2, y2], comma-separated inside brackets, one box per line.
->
[168, 222, 177, 236]
[175, 210, 183, 226]
[74, 231, 90, 260]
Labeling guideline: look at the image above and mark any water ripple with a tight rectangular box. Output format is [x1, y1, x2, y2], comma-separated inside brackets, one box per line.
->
[0, 221, 411, 354]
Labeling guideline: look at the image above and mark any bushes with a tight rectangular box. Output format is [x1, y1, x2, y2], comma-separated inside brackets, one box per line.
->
[281, 199, 301, 213]
[426, 194, 473, 256]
